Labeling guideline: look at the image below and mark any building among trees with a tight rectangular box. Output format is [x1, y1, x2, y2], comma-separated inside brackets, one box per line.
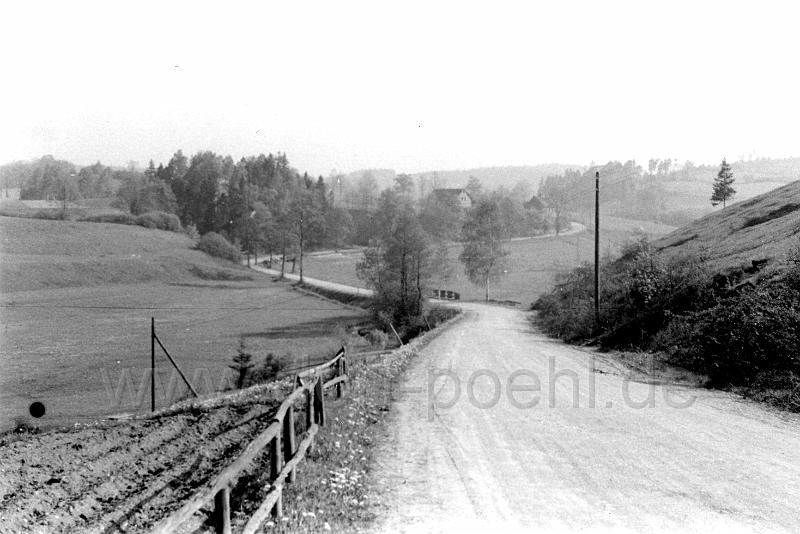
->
[432, 188, 473, 209]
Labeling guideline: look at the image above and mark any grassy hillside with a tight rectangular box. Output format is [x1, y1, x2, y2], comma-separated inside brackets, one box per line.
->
[0, 216, 249, 292]
[535, 180, 800, 411]
[654, 180, 800, 271]
[0, 217, 367, 432]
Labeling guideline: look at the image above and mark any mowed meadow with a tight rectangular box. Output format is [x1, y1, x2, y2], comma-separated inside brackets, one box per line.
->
[302, 217, 677, 307]
[0, 217, 365, 432]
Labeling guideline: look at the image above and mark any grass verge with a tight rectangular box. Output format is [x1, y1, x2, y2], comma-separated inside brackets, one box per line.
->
[234, 312, 461, 533]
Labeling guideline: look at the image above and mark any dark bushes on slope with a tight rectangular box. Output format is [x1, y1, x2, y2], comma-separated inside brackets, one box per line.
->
[197, 232, 242, 263]
[534, 235, 800, 407]
[135, 211, 182, 232]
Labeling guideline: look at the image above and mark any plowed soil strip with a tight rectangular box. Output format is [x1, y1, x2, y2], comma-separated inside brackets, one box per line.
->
[0, 397, 281, 533]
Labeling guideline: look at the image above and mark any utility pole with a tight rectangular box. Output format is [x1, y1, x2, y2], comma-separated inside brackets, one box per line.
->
[244, 174, 250, 266]
[151, 317, 155, 412]
[594, 171, 600, 325]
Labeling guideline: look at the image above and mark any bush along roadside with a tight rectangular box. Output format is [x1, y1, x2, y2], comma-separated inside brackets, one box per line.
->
[533, 234, 800, 412]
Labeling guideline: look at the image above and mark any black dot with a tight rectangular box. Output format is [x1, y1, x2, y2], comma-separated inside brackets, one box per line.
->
[29, 402, 46, 418]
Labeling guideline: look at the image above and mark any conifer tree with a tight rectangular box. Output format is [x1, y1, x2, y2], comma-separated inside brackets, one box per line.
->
[711, 158, 736, 208]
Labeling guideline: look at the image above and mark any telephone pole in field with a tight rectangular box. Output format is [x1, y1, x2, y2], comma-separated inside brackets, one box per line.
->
[594, 171, 600, 325]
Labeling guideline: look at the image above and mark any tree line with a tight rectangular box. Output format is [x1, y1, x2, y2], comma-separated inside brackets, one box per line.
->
[3, 153, 559, 329]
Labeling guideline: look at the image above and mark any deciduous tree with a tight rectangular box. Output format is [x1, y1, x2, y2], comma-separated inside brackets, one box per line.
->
[459, 198, 509, 301]
[357, 186, 432, 325]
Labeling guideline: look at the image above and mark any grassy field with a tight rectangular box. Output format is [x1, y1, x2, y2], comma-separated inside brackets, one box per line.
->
[0, 197, 125, 222]
[302, 218, 676, 307]
[0, 217, 369, 432]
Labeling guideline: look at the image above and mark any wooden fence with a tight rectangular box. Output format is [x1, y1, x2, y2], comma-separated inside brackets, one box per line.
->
[150, 347, 348, 534]
[431, 289, 460, 300]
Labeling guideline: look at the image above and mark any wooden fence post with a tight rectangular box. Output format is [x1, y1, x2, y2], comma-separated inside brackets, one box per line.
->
[305, 386, 315, 453]
[283, 405, 296, 483]
[336, 358, 344, 399]
[270, 433, 283, 517]
[389, 323, 403, 345]
[305, 386, 314, 428]
[314, 378, 325, 427]
[214, 487, 231, 534]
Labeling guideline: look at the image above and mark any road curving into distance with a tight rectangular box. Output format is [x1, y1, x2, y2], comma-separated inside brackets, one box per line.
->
[249, 260, 800, 533]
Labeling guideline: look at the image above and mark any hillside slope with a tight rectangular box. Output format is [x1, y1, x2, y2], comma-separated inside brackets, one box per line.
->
[654, 180, 800, 271]
[0, 217, 365, 432]
[0, 216, 251, 292]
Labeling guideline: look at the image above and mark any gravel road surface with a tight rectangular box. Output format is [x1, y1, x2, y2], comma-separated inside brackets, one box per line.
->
[370, 303, 800, 533]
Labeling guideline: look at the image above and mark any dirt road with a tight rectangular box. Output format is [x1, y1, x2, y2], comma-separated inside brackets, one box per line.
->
[247, 261, 374, 297]
[371, 303, 800, 533]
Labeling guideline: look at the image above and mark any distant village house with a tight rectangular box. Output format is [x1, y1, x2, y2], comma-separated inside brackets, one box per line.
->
[432, 188, 473, 209]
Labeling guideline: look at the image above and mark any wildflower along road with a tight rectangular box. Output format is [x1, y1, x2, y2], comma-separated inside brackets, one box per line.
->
[370, 302, 800, 533]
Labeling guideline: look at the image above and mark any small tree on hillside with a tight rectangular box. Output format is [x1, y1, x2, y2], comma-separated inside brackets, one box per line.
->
[538, 174, 572, 235]
[459, 199, 509, 301]
[711, 158, 736, 208]
[230, 339, 254, 389]
[57, 172, 81, 216]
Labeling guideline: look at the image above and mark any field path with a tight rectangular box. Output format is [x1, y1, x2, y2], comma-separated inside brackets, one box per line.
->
[369, 303, 800, 533]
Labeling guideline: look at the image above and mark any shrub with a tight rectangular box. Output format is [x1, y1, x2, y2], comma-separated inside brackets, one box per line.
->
[197, 232, 242, 263]
[669, 283, 800, 387]
[425, 306, 459, 328]
[135, 211, 182, 232]
[744, 371, 800, 411]
[184, 223, 200, 240]
[533, 263, 597, 341]
[365, 329, 389, 349]
[534, 233, 800, 410]
[247, 352, 284, 384]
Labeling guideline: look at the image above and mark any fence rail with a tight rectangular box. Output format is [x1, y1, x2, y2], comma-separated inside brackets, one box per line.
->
[150, 347, 348, 534]
[431, 289, 460, 300]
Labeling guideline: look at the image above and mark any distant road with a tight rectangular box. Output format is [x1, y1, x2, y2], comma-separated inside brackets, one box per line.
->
[247, 260, 373, 297]
[506, 221, 585, 243]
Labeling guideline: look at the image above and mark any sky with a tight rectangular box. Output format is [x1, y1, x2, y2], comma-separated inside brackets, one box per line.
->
[1, 0, 798, 176]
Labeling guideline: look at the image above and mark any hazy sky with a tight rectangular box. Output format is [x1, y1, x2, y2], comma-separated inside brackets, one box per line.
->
[1, 0, 798, 176]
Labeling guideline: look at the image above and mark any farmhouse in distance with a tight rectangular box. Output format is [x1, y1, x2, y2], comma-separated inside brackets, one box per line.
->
[432, 187, 473, 209]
